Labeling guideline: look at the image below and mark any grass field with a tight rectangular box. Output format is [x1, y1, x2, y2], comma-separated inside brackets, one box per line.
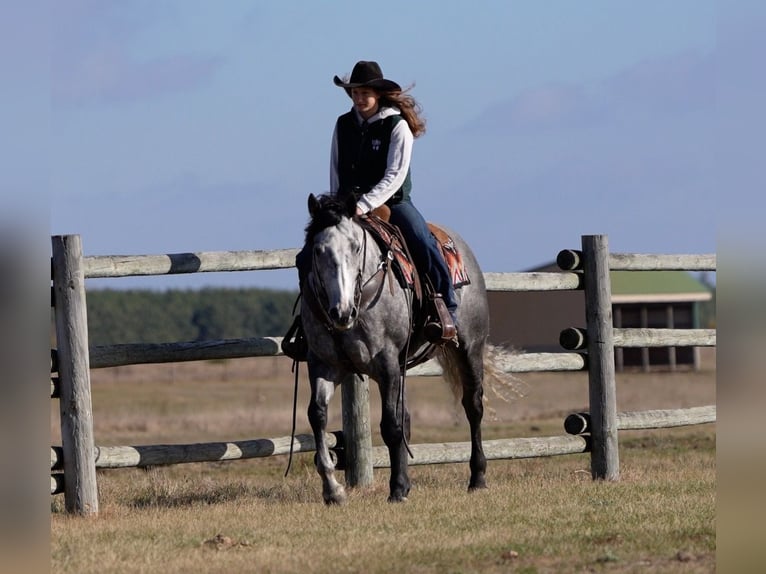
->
[51, 351, 716, 573]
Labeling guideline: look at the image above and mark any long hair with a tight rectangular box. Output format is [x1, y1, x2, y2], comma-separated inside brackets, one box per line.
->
[380, 87, 426, 138]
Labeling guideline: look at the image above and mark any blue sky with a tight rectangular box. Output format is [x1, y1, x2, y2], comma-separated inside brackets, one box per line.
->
[5, 1, 763, 290]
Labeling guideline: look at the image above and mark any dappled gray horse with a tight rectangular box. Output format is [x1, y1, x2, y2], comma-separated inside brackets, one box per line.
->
[301, 193, 499, 504]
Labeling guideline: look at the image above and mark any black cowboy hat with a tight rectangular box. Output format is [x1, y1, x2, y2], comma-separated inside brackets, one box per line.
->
[333, 61, 402, 94]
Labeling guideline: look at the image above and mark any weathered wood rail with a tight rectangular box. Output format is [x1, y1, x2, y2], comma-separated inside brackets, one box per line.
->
[51, 234, 716, 514]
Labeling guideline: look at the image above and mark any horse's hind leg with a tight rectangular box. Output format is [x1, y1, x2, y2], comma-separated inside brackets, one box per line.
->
[443, 342, 487, 490]
[307, 362, 347, 505]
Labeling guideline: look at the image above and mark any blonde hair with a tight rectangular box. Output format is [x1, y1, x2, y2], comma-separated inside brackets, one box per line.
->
[380, 87, 426, 138]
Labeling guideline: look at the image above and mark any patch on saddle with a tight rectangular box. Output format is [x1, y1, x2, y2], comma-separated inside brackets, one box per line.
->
[428, 224, 471, 288]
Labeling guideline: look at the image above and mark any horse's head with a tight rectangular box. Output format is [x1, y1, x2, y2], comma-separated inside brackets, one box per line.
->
[306, 193, 356, 238]
[305, 193, 366, 331]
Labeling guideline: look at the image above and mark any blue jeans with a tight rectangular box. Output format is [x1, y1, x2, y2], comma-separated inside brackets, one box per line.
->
[389, 199, 457, 314]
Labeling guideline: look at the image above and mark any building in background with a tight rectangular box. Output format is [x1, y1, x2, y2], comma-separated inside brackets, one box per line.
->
[487, 263, 713, 372]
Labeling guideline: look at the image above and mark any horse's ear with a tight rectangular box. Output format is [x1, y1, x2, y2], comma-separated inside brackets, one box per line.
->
[344, 193, 357, 217]
[308, 193, 320, 216]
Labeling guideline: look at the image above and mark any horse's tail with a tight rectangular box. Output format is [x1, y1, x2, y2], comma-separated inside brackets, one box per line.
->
[481, 343, 528, 410]
[437, 342, 527, 418]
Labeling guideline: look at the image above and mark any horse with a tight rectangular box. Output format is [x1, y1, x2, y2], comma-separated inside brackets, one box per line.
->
[299, 192, 516, 504]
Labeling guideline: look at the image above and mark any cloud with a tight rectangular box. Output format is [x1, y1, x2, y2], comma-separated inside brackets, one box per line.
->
[463, 50, 714, 136]
[464, 83, 597, 135]
[52, 0, 223, 106]
[422, 49, 717, 272]
[53, 49, 223, 106]
[601, 51, 715, 117]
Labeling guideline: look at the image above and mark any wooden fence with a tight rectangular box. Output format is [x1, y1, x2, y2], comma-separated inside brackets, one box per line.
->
[50, 234, 716, 515]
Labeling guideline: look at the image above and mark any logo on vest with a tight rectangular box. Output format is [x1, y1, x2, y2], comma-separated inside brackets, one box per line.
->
[371, 138, 382, 151]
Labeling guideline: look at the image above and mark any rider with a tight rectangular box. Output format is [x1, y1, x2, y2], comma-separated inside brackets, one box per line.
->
[331, 61, 458, 334]
[282, 61, 458, 360]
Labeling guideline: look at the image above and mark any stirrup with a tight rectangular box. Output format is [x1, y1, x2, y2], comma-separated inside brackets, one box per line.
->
[281, 316, 308, 361]
[424, 294, 458, 346]
[424, 320, 457, 345]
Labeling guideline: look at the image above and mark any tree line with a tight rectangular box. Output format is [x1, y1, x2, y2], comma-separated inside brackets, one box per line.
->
[84, 288, 299, 346]
[81, 282, 716, 347]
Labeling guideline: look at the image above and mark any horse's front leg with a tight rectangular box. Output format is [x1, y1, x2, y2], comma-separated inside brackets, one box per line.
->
[307, 360, 346, 505]
[378, 371, 411, 502]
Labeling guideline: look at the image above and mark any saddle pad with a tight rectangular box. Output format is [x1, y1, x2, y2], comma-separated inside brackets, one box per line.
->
[360, 215, 471, 292]
[360, 215, 417, 289]
[428, 223, 471, 289]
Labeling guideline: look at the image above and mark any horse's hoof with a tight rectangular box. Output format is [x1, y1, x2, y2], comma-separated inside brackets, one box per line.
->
[324, 495, 347, 506]
[323, 488, 347, 506]
[468, 480, 488, 491]
[387, 495, 408, 503]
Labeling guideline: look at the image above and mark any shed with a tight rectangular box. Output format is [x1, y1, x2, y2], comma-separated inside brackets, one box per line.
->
[487, 263, 713, 371]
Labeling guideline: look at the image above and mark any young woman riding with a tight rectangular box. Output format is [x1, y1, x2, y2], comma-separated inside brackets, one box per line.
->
[330, 60, 458, 334]
[282, 60, 458, 360]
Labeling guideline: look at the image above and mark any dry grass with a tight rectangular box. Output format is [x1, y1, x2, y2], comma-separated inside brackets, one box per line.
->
[51, 350, 716, 573]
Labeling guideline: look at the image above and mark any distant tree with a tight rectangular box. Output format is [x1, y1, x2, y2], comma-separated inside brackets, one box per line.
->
[84, 287, 297, 345]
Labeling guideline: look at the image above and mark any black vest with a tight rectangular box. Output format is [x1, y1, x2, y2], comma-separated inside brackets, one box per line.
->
[335, 110, 412, 204]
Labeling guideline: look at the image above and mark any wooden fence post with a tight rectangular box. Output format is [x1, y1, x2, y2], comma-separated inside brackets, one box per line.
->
[52, 235, 99, 515]
[581, 235, 619, 480]
[340, 373, 373, 487]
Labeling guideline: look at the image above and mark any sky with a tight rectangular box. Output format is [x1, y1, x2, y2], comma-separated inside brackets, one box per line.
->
[3, 1, 764, 291]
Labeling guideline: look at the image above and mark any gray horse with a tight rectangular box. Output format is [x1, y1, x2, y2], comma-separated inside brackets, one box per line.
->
[300, 193, 512, 504]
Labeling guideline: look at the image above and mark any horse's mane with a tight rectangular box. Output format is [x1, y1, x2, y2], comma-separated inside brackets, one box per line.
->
[304, 193, 356, 243]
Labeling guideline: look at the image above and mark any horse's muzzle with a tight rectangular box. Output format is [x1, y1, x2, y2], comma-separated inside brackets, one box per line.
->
[329, 305, 358, 331]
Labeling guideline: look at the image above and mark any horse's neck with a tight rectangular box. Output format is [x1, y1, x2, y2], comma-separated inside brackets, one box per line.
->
[340, 218, 379, 277]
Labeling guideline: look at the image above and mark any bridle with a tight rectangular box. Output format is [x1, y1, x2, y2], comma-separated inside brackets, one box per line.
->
[310, 225, 365, 330]
[307, 218, 394, 335]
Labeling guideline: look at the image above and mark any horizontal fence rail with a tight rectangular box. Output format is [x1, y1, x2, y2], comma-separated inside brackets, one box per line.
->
[51, 432, 338, 470]
[557, 250, 716, 272]
[88, 337, 284, 369]
[79, 339, 588, 373]
[483, 272, 582, 291]
[370, 435, 591, 468]
[564, 406, 717, 435]
[50, 432, 595, 472]
[408, 352, 587, 375]
[560, 327, 716, 350]
[80, 250, 716, 279]
[82, 248, 300, 278]
[80, 329, 712, 371]
[608, 253, 716, 271]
